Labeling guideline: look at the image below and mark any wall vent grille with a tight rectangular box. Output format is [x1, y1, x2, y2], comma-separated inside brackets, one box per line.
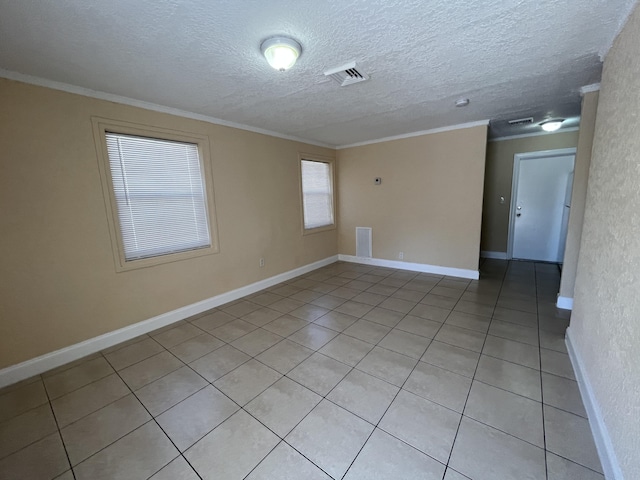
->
[356, 227, 372, 258]
[508, 117, 534, 126]
[324, 62, 369, 86]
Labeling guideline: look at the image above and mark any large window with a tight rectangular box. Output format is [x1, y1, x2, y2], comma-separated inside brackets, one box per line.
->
[300, 156, 335, 233]
[93, 119, 218, 271]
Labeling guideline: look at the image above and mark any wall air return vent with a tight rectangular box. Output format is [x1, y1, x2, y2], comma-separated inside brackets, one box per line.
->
[507, 117, 534, 126]
[324, 62, 369, 86]
[356, 227, 372, 258]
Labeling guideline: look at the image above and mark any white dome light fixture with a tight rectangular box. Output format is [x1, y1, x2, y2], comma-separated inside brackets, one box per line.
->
[261, 36, 301, 71]
[540, 119, 564, 132]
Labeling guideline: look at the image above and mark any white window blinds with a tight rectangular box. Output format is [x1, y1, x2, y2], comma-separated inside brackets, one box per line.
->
[105, 133, 211, 261]
[301, 159, 334, 230]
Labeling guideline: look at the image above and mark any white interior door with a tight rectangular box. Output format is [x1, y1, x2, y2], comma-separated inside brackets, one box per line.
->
[511, 152, 575, 262]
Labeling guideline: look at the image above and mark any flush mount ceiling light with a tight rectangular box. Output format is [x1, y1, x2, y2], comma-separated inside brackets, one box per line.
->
[455, 98, 470, 107]
[261, 36, 301, 71]
[540, 119, 564, 132]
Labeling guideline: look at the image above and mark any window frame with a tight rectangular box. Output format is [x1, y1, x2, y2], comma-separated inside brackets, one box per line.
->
[298, 153, 337, 235]
[92, 117, 219, 272]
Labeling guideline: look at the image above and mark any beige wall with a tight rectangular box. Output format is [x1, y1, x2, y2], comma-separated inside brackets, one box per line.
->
[572, 4, 640, 478]
[482, 131, 579, 253]
[558, 91, 599, 300]
[0, 79, 337, 369]
[337, 126, 488, 272]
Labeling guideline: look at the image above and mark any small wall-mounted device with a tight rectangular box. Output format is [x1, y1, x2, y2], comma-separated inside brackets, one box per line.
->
[374, 177, 382, 185]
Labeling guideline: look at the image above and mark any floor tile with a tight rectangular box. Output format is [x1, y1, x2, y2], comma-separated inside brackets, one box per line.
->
[379, 390, 460, 463]
[185, 410, 279, 480]
[392, 288, 426, 302]
[482, 334, 540, 370]
[286, 400, 374, 480]
[42, 354, 103, 378]
[319, 334, 374, 366]
[492, 306, 538, 327]
[190, 310, 235, 332]
[290, 289, 324, 303]
[539, 329, 568, 353]
[104, 337, 165, 371]
[269, 297, 306, 313]
[546, 451, 604, 480]
[541, 372, 587, 417]
[430, 286, 464, 299]
[149, 455, 200, 480]
[49, 373, 129, 428]
[231, 329, 283, 357]
[356, 347, 417, 386]
[496, 296, 537, 314]
[314, 311, 359, 332]
[421, 341, 480, 378]
[367, 284, 399, 296]
[262, 314, 308, 337]
[135, 366, 207, 415]
[214, 359, 282, 405]
[255, 339, 313, 374]
[449, 417, 545, 480]
[475, 355, 541, 401]
[288, 324, 338, 350]
[541, 348, 575, 380]
[409, 303, 451, 322]
[210, 318, 258, 342]
[156, 385, 238, 451]
[61, 393, 150, 465]
[289, 304, 330, 322]
[327, 369, 399, 424]
[464, 381, 544, 447]
[421, 293, 458, 309]
[454, 300, 495, 317]
[379, 329, 431, 359]
[544, 405, 602, 472]
[119, 351, 183, 391]
[168, 333, 225, 363]
[0, 432, 69, 480]
[221, 300, 261, 318]
[288, 352, 351, 395]
[445, 311, 491, 333]
[343, 319, 392, 344]
[404, 362, 471, 412]
[73, 421, 177, 480]
[344, 428, 446, 480]
[189, 344, 250, 382]
[434, 324, 486, 352]
[489, 320, 539, 346]
[152, 323, 202, 349]
[443, 468, 471, 479]
[44, 357, 114, 399]
[0, 403, 58, 459]
[241, 307, 282, 326]
[248, 292, 283, 307]
[378, 297, 416, 314]
[247, 441, 331, 479]
[335, 300, 375, 317]
[362, 307, 405, 328]
[310, 294, 348, 309]
[396, 315, 442, 338]
[245, 377, 321, 437]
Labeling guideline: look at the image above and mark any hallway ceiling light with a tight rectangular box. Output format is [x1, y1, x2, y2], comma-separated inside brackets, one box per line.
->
[540, 119, 565, 132]
[261, 37, 301, 71]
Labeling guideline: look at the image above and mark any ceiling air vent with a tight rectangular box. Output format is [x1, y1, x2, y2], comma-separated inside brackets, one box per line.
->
[508, 117, 534, 126]
[324, 62, 369, 86]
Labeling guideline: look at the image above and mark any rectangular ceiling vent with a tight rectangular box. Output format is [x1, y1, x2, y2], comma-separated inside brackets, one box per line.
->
[508, 117, 534, 126]
[324, 62, 369, 86]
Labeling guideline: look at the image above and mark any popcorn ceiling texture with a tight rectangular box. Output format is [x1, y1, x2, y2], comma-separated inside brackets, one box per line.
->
[0, 0, 635, 145]
[572, 3, 640, 478]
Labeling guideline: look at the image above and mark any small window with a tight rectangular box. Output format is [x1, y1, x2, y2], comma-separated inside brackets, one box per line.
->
[300, 156, 335, 233]
[93, 119, 218, 270]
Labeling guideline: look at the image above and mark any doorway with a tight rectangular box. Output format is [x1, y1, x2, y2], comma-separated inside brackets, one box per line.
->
[508, 148, 576, 262]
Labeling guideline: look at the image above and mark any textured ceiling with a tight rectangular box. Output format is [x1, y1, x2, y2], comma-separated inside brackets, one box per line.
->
[0, 0, 636, 146]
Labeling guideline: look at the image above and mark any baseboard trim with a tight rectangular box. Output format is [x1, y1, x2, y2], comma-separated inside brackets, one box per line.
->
[480, 250, 508, 260]
[556, 295, 574, 310]
[565, 328, 623, 480]
[0, 255, 339, 389]
[337, 254, 479, 280]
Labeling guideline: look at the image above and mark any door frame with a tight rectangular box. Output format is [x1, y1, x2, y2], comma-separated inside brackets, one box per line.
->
[507, 147, 577, 260]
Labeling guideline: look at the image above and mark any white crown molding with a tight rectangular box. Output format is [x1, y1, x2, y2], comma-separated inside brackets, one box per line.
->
[0, 255, 339, 388]
[580, 83, 601, 96]
[0, 69, 335, 149]
[338, 254, 479, 280]
[566, 328, 624, 480]
[335, 120, 491, 150]
[489, 127, 580, 143]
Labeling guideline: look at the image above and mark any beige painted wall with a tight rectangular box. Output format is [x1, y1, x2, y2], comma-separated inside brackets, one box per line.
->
[558, 91, 599, 300]
[482, 130, 579, 253]
[337, 125, 488, 272]
[571, 4, 640, 478]
[0, 79, 337, 369]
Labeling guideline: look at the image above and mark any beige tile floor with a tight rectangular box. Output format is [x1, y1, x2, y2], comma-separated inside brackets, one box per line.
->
[0, 260, 604, 479]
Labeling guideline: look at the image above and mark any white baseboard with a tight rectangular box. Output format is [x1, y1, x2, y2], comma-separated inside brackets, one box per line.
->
[337, 254, 479, 280]
[480, 250, 508, 259]
[556, 295, 574, 310]
[565, 328, 623, 480]
[0, 255, 339, 389]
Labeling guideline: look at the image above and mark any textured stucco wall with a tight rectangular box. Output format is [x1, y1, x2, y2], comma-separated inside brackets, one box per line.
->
[571, 4, 640, 478]
[558, 91, 599, 300]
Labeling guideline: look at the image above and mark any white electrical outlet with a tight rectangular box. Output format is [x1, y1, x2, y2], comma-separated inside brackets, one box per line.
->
[399, 252, 404, 260]
[259, 258, 265, 267]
